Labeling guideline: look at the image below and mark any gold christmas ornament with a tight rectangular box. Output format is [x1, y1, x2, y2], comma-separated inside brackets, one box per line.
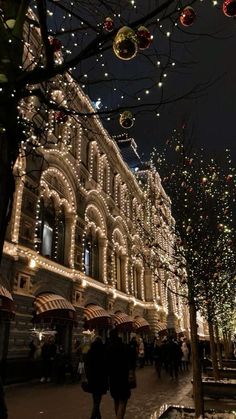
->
[119, 111, 134, 129]
[5, 19, 16, 29]
[113, 26, 138, 60]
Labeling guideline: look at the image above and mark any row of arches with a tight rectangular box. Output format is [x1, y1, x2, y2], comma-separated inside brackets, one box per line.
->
[12, 159, 168, 304]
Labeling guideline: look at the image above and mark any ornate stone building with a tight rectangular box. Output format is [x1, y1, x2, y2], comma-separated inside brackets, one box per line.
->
[0, 16, 189, 380]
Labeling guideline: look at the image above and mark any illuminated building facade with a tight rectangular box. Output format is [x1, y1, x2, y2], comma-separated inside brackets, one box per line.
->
[0, 15, 189, 378]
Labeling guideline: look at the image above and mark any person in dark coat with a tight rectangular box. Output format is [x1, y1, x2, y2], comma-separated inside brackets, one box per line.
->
[166, 337, 182, 380]
[84, 337, 108, 419]
[40, 336, 57, 383]
[0, 377, 8, 419]
[153, 337, 163, 378]
[107, 329, 133, 419]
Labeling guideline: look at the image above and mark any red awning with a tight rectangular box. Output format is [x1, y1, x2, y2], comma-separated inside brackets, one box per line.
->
[0, 286, 15, 314]
[133, 316, 150, 332]
[84, 304, 111, 328]
[34, 293, 76, 321]
[113, 311, 134, 331]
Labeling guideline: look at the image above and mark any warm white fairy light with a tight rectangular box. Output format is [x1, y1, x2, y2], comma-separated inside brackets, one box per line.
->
[2, 9, 189, 338]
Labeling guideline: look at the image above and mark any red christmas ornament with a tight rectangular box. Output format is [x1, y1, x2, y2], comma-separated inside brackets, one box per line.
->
[223, 0, 236, 17]
[226, 174, 233, 181]
[180, 6, 196, 27]
[55, 111, 68, 123]
[136, 26, 152, 50]
[103, 17, 114, 32]
[50, 38, 62, 53]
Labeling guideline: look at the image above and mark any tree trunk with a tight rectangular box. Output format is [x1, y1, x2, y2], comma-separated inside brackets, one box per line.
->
[208, 318, 219, 380]
[215, 322, 222, 368]
[189, 300, 204, 418]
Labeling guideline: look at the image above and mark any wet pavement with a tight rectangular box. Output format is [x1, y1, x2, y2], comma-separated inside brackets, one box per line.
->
[6, 366, 236, 418]
[5, 366, 193, 419]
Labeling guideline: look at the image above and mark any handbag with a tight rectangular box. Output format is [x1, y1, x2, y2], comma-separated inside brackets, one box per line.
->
[81, 380, 92, 393]
[128, 369, 137, 389]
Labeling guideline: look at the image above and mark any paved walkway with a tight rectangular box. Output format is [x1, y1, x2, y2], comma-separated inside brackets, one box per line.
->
[5, 366, 193, 419]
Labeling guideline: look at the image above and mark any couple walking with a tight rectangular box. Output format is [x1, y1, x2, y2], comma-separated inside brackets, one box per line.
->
[84, 329, 136, 419]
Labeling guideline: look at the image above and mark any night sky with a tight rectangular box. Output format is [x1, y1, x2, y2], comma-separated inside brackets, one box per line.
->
[82, 3, 236, 161]
[48, 1, 236, 161]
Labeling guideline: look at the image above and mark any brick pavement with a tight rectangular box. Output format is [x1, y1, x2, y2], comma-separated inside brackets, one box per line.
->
[5, 366, 193, 419]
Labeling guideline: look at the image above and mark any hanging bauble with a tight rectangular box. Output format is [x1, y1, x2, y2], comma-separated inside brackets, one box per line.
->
[180, 6, 196, 26]
[55, 111, 68, 123]
[50, 38, 62, 53]
[113, 26, 138, 60]
[119, 111, 134, 129]
[5, 19, 16, 29]
[103, 17, 114, 32]
[136, 26, 152, 50]
[223, 0, 236, 16]
[226, 174, 233, 181]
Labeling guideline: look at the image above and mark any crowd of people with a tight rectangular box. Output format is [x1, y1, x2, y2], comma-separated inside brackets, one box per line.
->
[0, 331, 208, 419]
[81, 333, 194, 419]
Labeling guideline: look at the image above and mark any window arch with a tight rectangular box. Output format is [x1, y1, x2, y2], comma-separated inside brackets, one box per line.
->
[84, 228, 99, 280]
[115, 250, 122, 290]
[37, 199, 66, 264]
[116, 182, 121, 208]
[92, 153, 98, 181]
[39, 198, 55, 259]
[133, 264, 142, 299]
[103, 165, 107, 193]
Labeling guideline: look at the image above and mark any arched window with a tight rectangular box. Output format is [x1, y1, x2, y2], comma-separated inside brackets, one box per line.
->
[133, 265, 142, 299]
[103, 166, 107, 193]
[92, 153, 98, 181]
[37, 199, 66, 265]
[111, 174, 116, 200]
[115, 252, 122, 290]
[40, 198, 55, 258]
[117, 183, 121, 208]
[84, 230, 99, 280]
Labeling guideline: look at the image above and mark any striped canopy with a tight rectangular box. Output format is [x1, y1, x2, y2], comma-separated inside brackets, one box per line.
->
[133, 316, 150, 332]
[0, 286, 14, 314]
[156, 322, 167, 332]
[0, 286, 13, 301]
[84, 304, 111, 327]
[35, 293, 75, 315]
[113, 311, 133, 331]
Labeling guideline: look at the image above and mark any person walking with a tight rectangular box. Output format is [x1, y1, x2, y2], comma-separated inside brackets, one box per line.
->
[107, 329, 134, 419]
[137, 337, 145, 368]
[153, 337, 163, 378]
[181, 339, 189, 371]
[40, 336, 57, 383]
[84, 337, 108, 419]
[166, 336, 182, 380]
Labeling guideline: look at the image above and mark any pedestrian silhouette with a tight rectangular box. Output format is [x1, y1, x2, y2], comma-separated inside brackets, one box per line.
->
[84, 336, 108, 419]
[107, 329, 135, 419]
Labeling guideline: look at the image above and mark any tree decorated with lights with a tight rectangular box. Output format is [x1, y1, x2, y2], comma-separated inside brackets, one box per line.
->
[1, 0, 236, 266]
[151, 127, 236, 414]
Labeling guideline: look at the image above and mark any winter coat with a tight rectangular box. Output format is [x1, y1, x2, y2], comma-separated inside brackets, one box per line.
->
[84, 339, 108, 395]
[107, 337, 132, 401]
[181, 342, 189, 362]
